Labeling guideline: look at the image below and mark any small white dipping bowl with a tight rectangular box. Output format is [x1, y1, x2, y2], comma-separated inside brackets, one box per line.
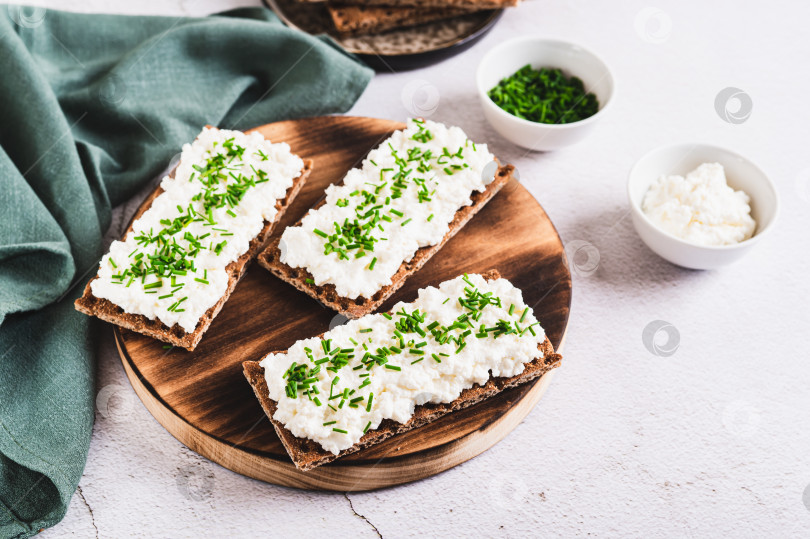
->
[476, 37, 615, 151]
[628, 143, 779, 270]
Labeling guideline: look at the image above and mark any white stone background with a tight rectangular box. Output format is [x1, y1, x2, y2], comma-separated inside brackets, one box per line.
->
[20, 0, 810, 536]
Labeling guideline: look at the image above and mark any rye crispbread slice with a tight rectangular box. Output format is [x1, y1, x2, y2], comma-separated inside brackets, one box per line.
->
[74, 156, 313, 352]
[257, 163, 514, 319]
[328, 0, 518, 7]
[243, 269, 562, 471]
[327, 5, 475, 35]
[299, 0, 518, 6]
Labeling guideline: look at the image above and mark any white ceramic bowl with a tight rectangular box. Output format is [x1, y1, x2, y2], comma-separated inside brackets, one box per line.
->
[628, 143, 779, 269]
[476, 36, 615, 151]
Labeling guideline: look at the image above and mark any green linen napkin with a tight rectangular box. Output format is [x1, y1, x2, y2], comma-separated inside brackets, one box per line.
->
[0, 5, 372, 537]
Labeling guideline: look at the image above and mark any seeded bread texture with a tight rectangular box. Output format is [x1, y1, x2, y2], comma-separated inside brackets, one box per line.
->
[327, 5, 475, 35]
[258, 163, 514, 319]
[75, 159, 313, 352]
[242, 269, 562, 471]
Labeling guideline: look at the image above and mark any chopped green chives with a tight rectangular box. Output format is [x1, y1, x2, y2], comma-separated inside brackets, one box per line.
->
[427, 214, 434, 222]
[323, 420, 337, 426]
[390, 209, 404, 217]
[143, 281, 163, 290]
[385, 365, 401, 371]
[313, 228, 328, 238]
[411, 358, 424, 365]
[333, 428, 348, 434]
[305, 278, 314, 284]
[382, 312, 392, 320]
[401, 218, 412, 226]
[359, 328, 373, 333]
[366, 393, 374, 412]
[363, 421, 371, 434]
[519, 307, 529, 323]
[369, 257, 377, 270]
[194, 278, 209, 285]
[442, 298, 450, 304]
[487, 65, 599, 124]
[431, 353, 441, 363]
[508, 304, 515, 315]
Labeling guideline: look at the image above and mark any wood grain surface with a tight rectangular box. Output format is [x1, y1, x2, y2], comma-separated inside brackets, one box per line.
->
[115, 116, 572, 491]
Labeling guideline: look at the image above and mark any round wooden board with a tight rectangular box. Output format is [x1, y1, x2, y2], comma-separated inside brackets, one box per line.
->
[115, 116, 572, 491]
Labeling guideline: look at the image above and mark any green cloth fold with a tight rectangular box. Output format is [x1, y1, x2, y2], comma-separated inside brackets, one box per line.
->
[0, 5, 372, 537]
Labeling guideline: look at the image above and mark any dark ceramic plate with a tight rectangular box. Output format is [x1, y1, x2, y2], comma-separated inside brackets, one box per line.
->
[263, 0, 503, 71]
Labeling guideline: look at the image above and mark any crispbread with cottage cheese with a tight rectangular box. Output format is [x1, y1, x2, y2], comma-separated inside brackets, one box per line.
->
[75, 128, 312, 351]
[258, 119, 512, 319]
[243, 269, 562, 471]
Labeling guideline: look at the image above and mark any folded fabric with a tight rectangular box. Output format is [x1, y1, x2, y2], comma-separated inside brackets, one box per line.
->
[0, 5, 372, 537]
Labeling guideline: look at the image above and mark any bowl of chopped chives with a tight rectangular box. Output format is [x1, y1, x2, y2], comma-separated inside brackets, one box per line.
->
[476, 36, 615, 151]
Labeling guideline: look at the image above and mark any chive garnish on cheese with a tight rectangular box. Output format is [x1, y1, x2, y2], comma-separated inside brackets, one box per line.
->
[278, 119, 498, 301]
[259, 273, 547, 456]
[89, 127, 304, 334]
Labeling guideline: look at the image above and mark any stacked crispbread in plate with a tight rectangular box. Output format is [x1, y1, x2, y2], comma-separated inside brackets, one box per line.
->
[295, 0, 521, 35]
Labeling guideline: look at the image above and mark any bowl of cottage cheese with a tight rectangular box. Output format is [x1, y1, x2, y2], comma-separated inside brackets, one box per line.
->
[628, 143, 779, 269]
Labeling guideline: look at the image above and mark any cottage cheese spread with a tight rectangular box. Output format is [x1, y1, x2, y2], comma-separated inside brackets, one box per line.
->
[642, 163, 756, 246]
[279, 119, 496, 299]
[91, 127, 304, 333]
[261, 273, 546, 455]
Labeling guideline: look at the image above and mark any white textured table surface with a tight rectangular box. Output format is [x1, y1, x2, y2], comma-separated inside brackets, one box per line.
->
[30, 0, 810, 537]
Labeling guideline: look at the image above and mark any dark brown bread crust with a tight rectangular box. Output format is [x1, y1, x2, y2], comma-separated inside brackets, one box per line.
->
[324, 0, 519, 7]
[299, 0, 518, 4]
[327, 5, 476, 35]
[74, 160, 313, 351]
[242, 269, 563, 471]
[258, 163, 514, 319]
